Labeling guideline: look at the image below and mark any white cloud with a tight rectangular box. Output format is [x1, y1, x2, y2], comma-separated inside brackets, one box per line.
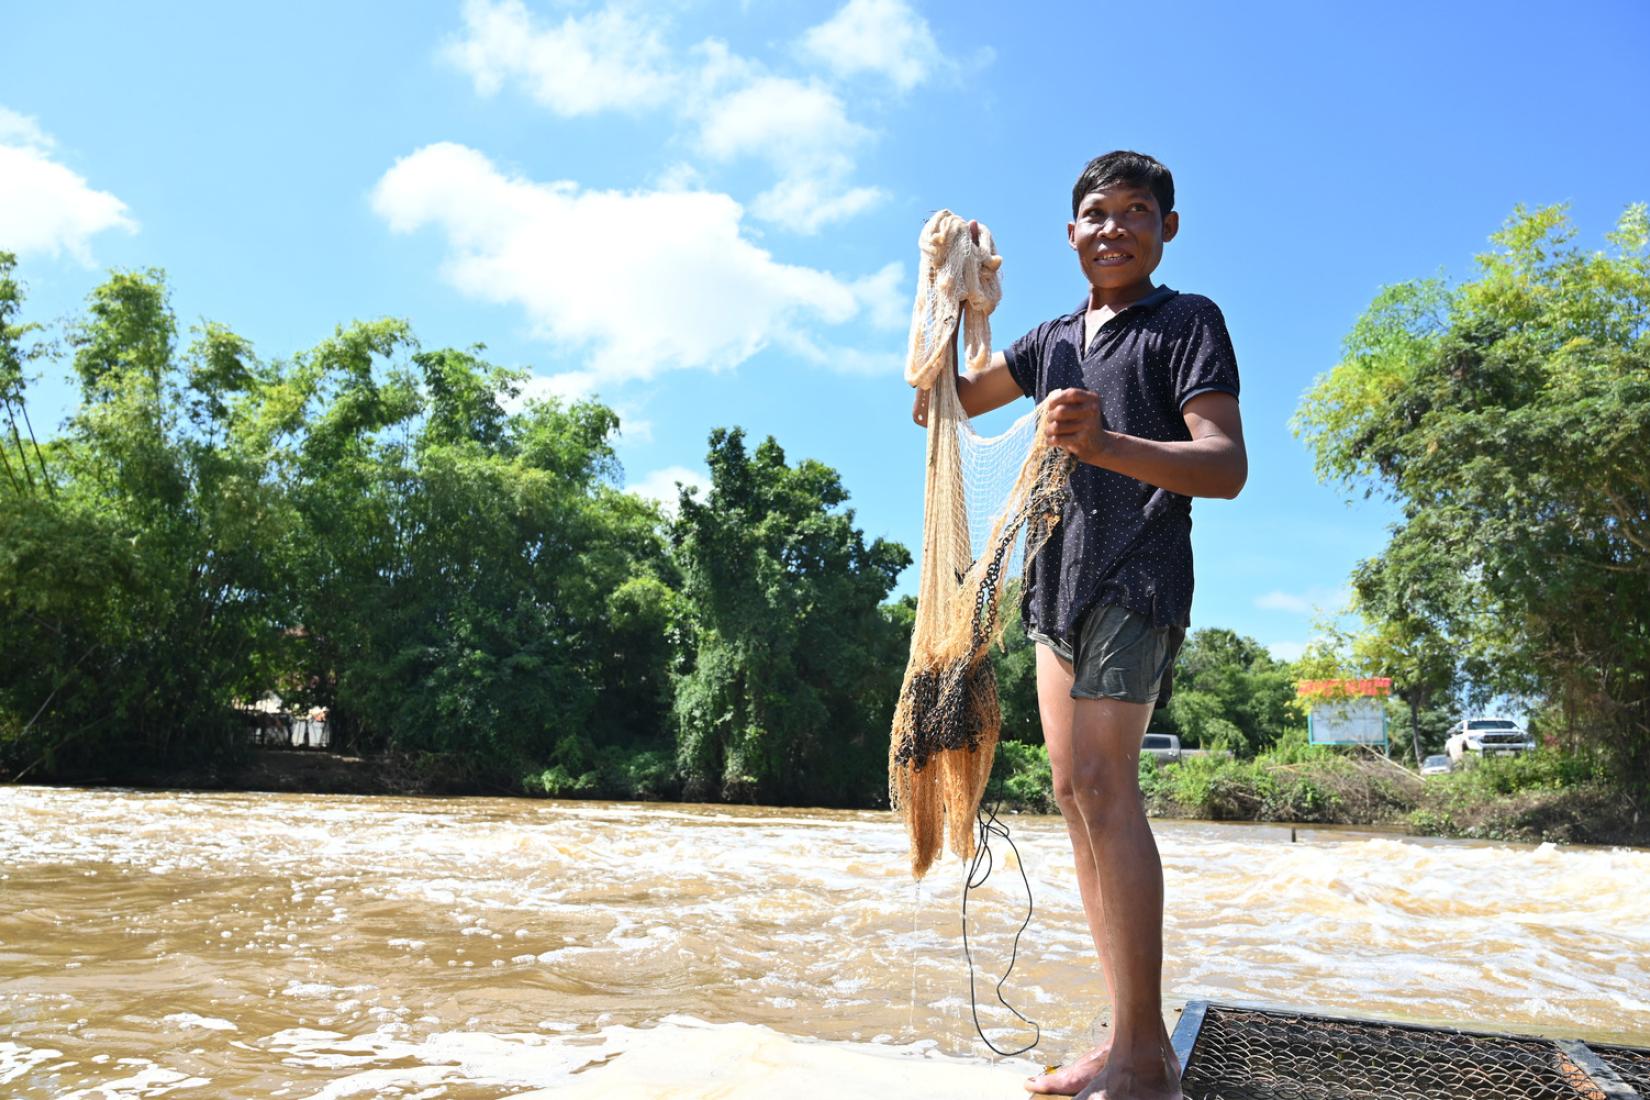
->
[442, 0, 676, 116]
[372, 142, 886, 382]
[1267, 640, 1308, 663]
[0, 106, 53, 148]
[616, 414, 653, 443]
[0, 107, 136, 265]
[499, 371, 603, 415]
[1255, 587, 1351, 616]
[851, 261, 907, 331]
[443, 1, 896, 230]
[697, 76, 885, 231]
[799, 0, 944, 91]
[499, 370, 650, 440]
[654, 161, 706, 192]
[627, 464, 710, 516]
[697, 77, 867, 166]
[1255, 591, 1313, 615]
[750, 178, 885, 230]
[780, 333, 904, 376]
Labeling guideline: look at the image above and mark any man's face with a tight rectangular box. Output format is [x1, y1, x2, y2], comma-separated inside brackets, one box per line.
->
[1067, 184, 1179, 293]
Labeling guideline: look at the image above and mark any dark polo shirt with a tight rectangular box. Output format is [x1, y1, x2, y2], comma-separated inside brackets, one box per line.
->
[1003, 287, 1240, 641]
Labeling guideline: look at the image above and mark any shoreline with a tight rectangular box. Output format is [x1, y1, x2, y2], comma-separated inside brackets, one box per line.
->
[12, 748, 1648, 850]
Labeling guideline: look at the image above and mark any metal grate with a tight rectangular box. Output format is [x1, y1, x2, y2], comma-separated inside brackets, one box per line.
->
[1170, 1003, 1644, 1100]
[1594, 1046, 1650, 1096]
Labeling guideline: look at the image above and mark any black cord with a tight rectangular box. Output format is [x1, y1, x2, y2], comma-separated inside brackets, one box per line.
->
[961, 799, 1040, 1057]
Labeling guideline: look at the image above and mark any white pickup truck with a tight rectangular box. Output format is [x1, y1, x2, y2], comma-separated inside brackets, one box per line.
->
[1444, 718, 1535, 762]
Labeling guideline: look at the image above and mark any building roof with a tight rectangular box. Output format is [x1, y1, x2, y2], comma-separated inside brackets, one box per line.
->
[1296, 678, 1393, 699]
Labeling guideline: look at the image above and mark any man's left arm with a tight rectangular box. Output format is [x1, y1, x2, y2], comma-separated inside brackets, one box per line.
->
[1042, 389, 1247, 499]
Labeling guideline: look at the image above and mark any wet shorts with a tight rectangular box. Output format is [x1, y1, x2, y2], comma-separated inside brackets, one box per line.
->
[1027, 602, 1186, 707]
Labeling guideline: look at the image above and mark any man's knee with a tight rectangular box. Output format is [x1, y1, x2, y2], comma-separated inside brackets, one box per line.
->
[1051, 773, 1081, 816]
[1055, 757, 1140, 829]
[1049, 759, 1113, 814]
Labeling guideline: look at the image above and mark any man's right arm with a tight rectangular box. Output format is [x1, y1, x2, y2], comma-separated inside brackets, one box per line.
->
[910, 350, 1024, 426]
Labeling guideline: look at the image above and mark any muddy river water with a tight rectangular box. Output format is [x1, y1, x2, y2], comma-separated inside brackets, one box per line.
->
[2, 786, 1647, 1097]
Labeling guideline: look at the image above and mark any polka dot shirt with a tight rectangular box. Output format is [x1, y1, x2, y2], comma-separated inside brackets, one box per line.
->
[1003, 287, 1241, 642]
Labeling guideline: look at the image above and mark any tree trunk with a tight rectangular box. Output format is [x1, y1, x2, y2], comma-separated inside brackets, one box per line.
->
[1409, 690, 1426, 769]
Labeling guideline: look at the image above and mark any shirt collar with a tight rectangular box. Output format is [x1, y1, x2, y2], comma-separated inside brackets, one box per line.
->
[1070, 284, 1178, 319]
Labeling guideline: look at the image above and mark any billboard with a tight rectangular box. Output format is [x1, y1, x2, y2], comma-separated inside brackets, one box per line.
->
[1298, 678, 1392, 748]
[1306, 696, 1389, 747]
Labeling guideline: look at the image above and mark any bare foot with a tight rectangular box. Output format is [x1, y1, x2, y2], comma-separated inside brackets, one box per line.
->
[1026, 1023, 1181, 1096]
[1072, 1043, 1180, 1100]
[1024, 1043, 1110, 1095]
[1075, 1072, 1181, 1100]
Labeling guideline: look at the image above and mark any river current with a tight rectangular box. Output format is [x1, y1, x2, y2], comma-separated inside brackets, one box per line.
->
[2, 786, 1646, 1097]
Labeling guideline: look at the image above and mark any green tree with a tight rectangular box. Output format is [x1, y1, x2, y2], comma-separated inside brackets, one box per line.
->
[2, 263, 287, 775]
[1346, 554, 1461, 767]
[0, 253, 52, 499]
[274, 335, 677, 785]
[990, 579, 1042, 744]
[0, 255, 680, 790]
[671, 428, 910, 804]
[1159, 628, 1299, 756]
[1296, 203, 1650, 790]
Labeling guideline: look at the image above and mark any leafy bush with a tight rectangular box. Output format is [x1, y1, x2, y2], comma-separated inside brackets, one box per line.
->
[525, 764, 598, 798]
[1259, 768, 1344, 822]
[525, 742, 680, 801]
[1442, 747, 1600, 795]
[987, 739, 1055, 813]
[1263, 726, 1333, 765]
[597, 746, 679, 801]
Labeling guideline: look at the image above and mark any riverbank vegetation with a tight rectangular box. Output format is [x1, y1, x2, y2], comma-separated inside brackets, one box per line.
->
[984, 741, 1642, 846]
[0, 251, 906, 804]
[2, 202, 1646, 844]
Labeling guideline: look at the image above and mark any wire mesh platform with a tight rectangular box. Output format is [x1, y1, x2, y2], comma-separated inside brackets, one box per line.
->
[1169, 1002, 1648, 1100]
[1593, 1046, 1650, 1097]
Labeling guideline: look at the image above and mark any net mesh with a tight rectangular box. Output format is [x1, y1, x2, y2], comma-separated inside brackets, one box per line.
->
[961, 409, 1044, 581]
[1594, 1045, 1650, 1095]
[1177, 1005, 1634, 1100]
[888, 210, 1074, 879]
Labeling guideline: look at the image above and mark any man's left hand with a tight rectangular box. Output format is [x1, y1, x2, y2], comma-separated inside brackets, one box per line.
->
[1043, 387, 1110, 466]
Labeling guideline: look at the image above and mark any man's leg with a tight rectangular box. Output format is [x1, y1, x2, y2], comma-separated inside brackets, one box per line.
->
[1066, 694, 1179, 1100]
[1025, 644, 1119, 1095]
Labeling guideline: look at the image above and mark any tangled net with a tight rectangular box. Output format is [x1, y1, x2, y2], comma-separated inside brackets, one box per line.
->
[889, 211, 1074, 879]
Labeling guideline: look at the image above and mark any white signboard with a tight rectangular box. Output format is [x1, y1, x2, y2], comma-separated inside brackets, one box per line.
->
[1308, 697, 1388, 747]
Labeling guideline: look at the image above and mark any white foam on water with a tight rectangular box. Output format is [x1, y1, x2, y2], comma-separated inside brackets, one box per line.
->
[0, 1042, 64, 1087]
[268, 1028, 346, 1044]
[279, 980, 344, 998]
[58, 1063, 211, 1098]
[160, 1014, 236, 1032]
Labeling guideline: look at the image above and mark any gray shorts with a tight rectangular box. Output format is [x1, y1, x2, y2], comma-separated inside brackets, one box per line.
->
[1028, 602, 1185, 706]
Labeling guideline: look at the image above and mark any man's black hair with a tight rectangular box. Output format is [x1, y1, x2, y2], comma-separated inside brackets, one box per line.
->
[1071, 151, 1175, 218]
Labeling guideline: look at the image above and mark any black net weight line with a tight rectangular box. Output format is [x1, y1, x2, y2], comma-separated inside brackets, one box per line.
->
[961, 799, 1040, 1058]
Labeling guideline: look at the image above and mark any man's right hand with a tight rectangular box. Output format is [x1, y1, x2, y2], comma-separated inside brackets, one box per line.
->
[908, 218, 1011, 429]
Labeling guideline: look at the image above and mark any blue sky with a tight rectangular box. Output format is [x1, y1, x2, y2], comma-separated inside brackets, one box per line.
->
[5, 0, 1648, 662]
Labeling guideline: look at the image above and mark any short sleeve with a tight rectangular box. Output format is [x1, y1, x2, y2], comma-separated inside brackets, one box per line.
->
[1168, 299, 1240, 409]
[1002, 321, 1052, 400]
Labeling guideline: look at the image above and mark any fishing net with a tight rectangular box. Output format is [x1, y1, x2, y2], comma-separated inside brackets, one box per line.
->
[889, 210, 1074, 879]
